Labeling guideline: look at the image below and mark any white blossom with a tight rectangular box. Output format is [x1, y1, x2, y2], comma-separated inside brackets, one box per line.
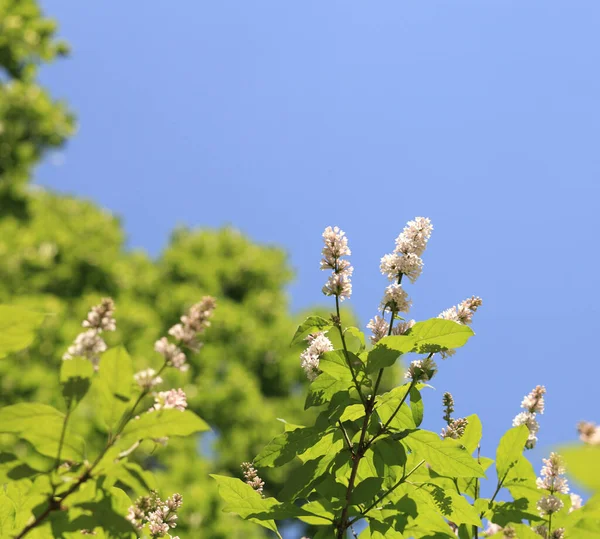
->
[63, 329, 107, 366]
[63, 298, 117, 368]
[367, 316, 389, 344]
[168, 296, 216, 352]
[367, 316, 414, 345]
[134, 368, 163, 390]
[537, 495, 563, 516]
[241, 462, 265, 496]
[380, 283, 411, 313]
[300, 332, 333, 381]
[380, 217, 433, 284]
[150, 389, 188, 412]
[536, 453, 569, 494]
[405, 357, 437, 382]
[82, 298, 116, 331]
[154, 338, 188, 372]
[513, 411, 540, 449]
[320, 226, 353, 302]
[441, 418, 468, 440]
[394, 216, 434, 257]
[521, 385, 546, 414]
[578, 421, 600, 445]
[569, 493, 583, 512]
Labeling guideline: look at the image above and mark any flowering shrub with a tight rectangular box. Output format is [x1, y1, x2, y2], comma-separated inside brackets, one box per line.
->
[211, 219, 600, 539]
[0, 298, 215, 538]
[1, 218, 599, 539]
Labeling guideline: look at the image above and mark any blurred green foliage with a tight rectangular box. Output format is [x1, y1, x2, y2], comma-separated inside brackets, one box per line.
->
[0, 2, 377, 537]
[0, 0, 75, 217]
[0, 1, 313, 536]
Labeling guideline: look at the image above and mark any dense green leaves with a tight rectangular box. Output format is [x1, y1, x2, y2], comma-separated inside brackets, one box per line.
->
[0, 305, 45, 359]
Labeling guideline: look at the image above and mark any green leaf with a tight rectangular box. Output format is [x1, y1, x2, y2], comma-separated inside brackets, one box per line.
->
[255, 426, 322, 468]
[119, 409, 209, 445]
[60, 357, 94, 408]
[291, 316, 333, 346]
[374, 384, 415, 431]
[495, 425, 529, 479]
[409, 386, 424, 427]
[405, 430, 486, 478]
[96, 346, 134, 432]
[319, 350, 355, 381]
[366, 319, 474, 373]
[562, 444, 600, 492]
[366, 340, 407, 374]
[0, 403, 84, 460]
[305, 374, 352, 409]
[340, 403, 366, 423]
[425, 484, 483, 526]
[211, 475, 283, 537]
[404, 318, 475, 353]
[460, 414, 482, 454]
[344, 327, 366, 353]
[0, 305, 46, 359]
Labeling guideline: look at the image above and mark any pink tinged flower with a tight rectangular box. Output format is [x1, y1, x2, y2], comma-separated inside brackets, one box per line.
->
[393, 319, 415, 336]
[154, 337, 188, 372]
[151, 389, 188, 412]
[367, 316, 389, 344]
[521, 385, 546, 414]
[241, 462, 265, 496]
[537, 495, 564, 516]
[536, 453, 569, 494]
[82, 298, 116, 332]
[62, 329, 107, 366]
[300, 332, 333, 381]
[405, 357, 437, 382]
[134, 368, 163, 390]
[578, 421, 600, 445]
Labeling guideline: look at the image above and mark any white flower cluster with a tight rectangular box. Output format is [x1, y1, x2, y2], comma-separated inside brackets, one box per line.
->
[63, 298, 117, 368]
[154, 296, 216, 372]
[441, 417, 468, 440]
[241, 462, 265, 496]
[134, 368, 163, 390]
[439, 296, 483, 325]
[380, 283, 412, 314]
[405, 356, 437, 382]
[380, 217, 433, 284]
[512, 385, 546, 449]
[536, 453, 569, 494]
[366, 316, 414, 345]
[534, 452, 578, 522]
[578, 420, 600, 445]
[533, 525, 565, 539]
[321, 226, 353, 302]
[483, 523, 516, 538]
[437, 296, 482, 358]
[299, 332, 333, 381]
[150, 389, 188, 412]
[126, 491, 182, 538]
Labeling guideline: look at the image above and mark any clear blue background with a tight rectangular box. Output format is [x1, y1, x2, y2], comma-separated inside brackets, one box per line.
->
[38, 0, 599, 499]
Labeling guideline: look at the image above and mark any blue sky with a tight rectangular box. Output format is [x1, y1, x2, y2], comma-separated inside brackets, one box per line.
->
[38, 0, 599, 501]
